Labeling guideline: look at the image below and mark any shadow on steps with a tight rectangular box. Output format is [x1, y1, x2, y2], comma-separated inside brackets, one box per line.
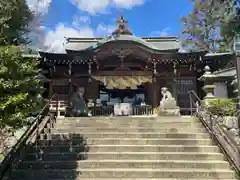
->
[10, 133, 89, 180]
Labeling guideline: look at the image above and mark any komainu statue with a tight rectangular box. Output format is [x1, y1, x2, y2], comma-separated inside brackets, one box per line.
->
[158, 87, 180, 116]
[65, 87, 88, 117]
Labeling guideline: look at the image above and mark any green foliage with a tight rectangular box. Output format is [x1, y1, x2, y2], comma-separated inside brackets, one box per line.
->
[208, 98, 237, 116]
[0, 46, 44, 131]
[0, 0, 34, 46]
[182, 0, 239, 52]
[181, 0, 222, 52]
[219, 0, 240, 50]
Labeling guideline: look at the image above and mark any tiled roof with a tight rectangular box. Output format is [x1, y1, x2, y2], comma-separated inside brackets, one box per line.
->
[65, 35, 180, 52]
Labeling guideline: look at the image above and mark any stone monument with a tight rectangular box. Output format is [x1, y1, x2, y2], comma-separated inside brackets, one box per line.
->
[158, 87, 180, 116]
[65, 87, 88, 117]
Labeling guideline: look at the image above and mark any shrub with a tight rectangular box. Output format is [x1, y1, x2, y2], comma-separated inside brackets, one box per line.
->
[208, 98, 237, 116]
[0, 46, 44, 132]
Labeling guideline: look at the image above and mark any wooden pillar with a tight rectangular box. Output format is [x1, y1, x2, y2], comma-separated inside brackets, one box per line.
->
[86, 61, 92, 100]
[49, 80, 53, 98]
[152, 60, 158, 108]
[68, 63, 72, 103]
[172, 62, 177, 100]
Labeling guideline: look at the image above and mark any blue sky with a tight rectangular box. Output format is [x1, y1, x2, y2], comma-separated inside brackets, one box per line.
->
[26, 0, 194, 52]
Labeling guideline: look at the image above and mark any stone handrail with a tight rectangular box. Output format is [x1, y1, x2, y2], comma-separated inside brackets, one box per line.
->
[189, 90, 240, 177]
[0, 94, 58, 179]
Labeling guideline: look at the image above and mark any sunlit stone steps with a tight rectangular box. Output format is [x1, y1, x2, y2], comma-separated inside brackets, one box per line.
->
[12, 168, 236, 179]
[52, 127, 208, 133]
[27, 144, 221, 153]
[10, 116, 238, 180]
[37, 138, 214, 146]
[24, 152, 225, 161]
[51, 132, 212, 139]
[19, 159, 231, 169]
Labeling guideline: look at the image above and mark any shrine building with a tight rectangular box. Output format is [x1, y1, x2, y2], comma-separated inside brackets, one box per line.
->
[36, 15, 235, 116]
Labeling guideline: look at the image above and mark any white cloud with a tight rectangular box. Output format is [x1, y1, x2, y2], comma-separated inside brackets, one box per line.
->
[96, 24, 115, 36]
[44, 23, 95, 53]
[41, 21, 115, 53]
[151, 28, 171, 37]
[71, 0, 111, 15]
[72, 15, 91, 27]
[26, 0, 52, 14]
[27, 0, 146, 52]
[113, 0, 144, 8]
[71, 0, 145, 15]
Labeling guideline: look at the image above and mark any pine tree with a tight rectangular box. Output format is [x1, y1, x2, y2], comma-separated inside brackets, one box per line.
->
[0, 0, 33, 45]
[181, 0, 223, 52]
[219, 0, 240, 50]
[0, 46, 44, 131]
[182, 0, 240, 52]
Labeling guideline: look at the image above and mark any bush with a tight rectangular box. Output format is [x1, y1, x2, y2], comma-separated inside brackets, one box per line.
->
[0, 46, 44, 132]
[208, 98, 237, 116]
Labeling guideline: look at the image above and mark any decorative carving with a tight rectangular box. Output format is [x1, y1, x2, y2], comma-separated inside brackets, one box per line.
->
[93, 55, 99, 70]
[112, 48, 132, 68]
[112, 15, 133, 35]
[173, 62, 177, 75]
[153, 61, 157, 75]
[88, 62, 92, 83]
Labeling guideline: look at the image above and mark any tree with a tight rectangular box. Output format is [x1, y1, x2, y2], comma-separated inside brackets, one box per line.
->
[0, 46, 44, 131]
[0, 0, 33, 46]
[181, 0, 223, 52]
[219, 0, 240, 49]
[182, 0, 239, 52]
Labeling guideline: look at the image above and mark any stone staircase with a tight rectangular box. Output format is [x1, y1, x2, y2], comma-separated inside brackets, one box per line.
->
[10, 116, 238, 179]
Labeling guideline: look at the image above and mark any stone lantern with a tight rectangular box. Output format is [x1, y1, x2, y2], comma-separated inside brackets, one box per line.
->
[198, 66, 216, 104]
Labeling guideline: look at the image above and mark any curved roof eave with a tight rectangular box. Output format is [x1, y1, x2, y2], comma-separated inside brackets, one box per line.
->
[65, 35, 180, 53]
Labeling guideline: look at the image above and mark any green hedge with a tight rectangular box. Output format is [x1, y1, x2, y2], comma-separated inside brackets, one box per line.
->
[208, 98, 237, 116]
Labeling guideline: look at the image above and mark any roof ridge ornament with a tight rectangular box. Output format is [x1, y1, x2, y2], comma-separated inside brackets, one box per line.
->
[112, 14, 133, 36]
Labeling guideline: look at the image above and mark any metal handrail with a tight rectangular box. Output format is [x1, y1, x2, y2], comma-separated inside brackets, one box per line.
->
[189, 90, 240, 177]
[0, 94, 58, 179]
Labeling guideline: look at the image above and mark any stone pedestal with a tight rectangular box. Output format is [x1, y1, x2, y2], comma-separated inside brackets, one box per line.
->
[158, 87, 180, 116]
[158, 98, 180, 116]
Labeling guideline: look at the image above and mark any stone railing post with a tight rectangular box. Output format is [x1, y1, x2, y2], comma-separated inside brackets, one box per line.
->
[231, 74, 238, 96]
[198, 66, 216, 105]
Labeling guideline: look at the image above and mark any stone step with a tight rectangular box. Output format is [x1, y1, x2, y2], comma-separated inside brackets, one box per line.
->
[52, 127, 207, 133]
[27, 144, 220, 153]
[55, 119, 202, 125]
[38, 138, 214, 146]
[57, 116, 193, 122]
[11, 178, 237, 180]
[54, 123, 203, 129]
[51, 132, 211, 139]
[24, 152, 225, 161]
[18, 160, 231, 170]
[12, 168, 236, 179]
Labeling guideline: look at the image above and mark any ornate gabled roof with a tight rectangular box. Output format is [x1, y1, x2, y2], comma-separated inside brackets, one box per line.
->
[65, 36, 181, 53]
[64, 15, 181, 52]
[112, 15, 133, 35]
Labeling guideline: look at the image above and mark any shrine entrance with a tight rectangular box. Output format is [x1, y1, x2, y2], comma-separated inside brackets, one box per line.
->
[89, 74, 153, 116]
